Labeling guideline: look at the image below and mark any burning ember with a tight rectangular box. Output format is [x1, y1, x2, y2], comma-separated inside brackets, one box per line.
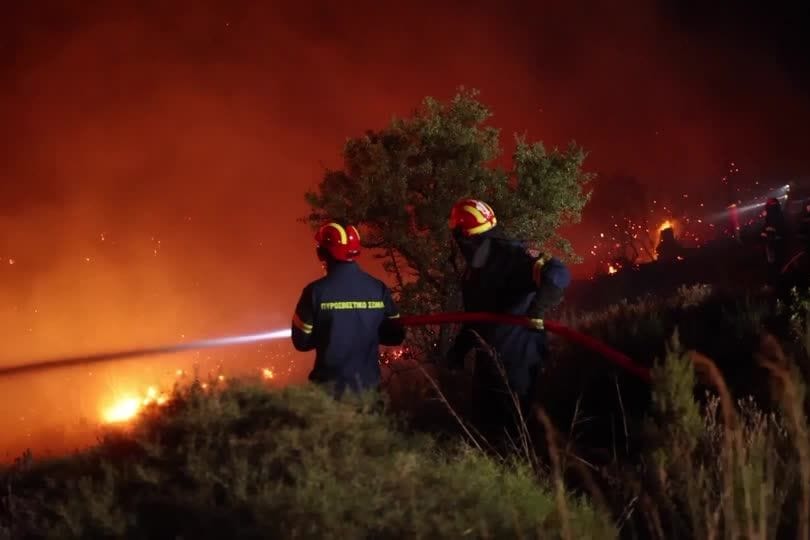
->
[262, 368, 275, 379]
[607, 264, 618, 275]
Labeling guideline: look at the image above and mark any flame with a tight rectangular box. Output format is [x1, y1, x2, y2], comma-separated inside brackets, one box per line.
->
[262, 368, 275, 379]
[607, 264, 618, 275]
[101, 385, 170, 424]
[102, 397, 142, 424]
[658, 220, 674, 232]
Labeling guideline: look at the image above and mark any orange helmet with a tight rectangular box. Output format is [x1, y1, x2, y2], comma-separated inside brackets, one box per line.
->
[448, 198, 497, 237]
[315, 222, 361, 261]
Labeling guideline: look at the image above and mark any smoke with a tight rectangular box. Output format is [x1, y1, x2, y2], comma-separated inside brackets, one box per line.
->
[0, 0, 808, 458]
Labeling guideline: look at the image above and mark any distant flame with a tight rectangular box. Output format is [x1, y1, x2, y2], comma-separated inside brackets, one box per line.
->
[262, 368, 275, 379]
[658, 220, 674, 232]
[607, 264, 618, 275]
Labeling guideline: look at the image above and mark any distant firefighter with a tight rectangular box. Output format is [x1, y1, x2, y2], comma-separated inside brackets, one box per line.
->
[656, 227, 683, 261]
[761, 198, 787, 285]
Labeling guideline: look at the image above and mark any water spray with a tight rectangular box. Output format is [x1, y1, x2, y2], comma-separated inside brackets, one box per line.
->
[0, 328, 292, 378]
[0, 312, 650, 383]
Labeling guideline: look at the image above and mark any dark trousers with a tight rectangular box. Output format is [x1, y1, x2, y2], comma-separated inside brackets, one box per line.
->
[470, 353, 539, 448]
[765, 240, 787, 286]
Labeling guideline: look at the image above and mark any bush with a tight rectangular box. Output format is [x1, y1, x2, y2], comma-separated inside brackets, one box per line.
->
[522, 284, 810, 539]
[0, 381, 615, 540]
[633, 336, 808, 539]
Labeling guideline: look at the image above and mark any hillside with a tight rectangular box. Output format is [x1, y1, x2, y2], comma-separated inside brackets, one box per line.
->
[0, 381, 613, 540]
[4, 283, 810, 539]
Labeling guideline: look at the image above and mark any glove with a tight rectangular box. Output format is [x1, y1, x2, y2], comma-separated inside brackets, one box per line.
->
[528, 318, 544, 331]
[527, 284, 564, 320]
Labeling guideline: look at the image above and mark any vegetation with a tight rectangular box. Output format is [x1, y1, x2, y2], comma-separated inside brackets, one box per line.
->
[501, 284, 810, 539]
[387, 284, 809, 539]
[0, 381, 613, 539]
[304, 87, 591, 359]
[4, 285, 810, 539]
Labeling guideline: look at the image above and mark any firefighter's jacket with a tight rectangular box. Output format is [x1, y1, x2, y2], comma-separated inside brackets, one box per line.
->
[291, 262, 405, 395]
[448, 234, 571, 396]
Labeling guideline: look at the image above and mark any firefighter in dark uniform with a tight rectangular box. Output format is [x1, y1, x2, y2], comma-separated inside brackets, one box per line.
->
[761, 198, 787, 287]
[291, 222, 405, 398]
[446, 198, 571, 440]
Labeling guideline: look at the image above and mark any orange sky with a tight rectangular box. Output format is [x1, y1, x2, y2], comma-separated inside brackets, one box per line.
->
[1, 0, 809, 459]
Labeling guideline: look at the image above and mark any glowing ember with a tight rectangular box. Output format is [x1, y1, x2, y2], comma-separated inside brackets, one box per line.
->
[607, 264, 618, 274]
[262, 368, 275, 379]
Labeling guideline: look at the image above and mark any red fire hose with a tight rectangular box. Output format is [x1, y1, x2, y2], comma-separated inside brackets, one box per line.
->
[398, 312, 652, 383]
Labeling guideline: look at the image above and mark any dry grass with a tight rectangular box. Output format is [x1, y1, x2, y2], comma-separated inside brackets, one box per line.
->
[407, 284, 810, 539]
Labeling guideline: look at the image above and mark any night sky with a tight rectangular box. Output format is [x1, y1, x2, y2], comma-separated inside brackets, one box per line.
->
[1, 0, 809, 457]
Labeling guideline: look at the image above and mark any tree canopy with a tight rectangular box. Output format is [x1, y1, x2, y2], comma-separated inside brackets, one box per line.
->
[305, 88, 591, 358]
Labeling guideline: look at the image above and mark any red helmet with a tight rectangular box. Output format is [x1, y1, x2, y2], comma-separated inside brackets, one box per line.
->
[448, 198, 497, 237]
[315, 222, 361, 261]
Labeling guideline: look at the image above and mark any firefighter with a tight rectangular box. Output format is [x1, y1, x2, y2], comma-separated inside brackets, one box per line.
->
[291, 221, 405, 398]
[656, 226, 683, 262]
[446, 198, 571, 439]
[761, 198, 787, 286]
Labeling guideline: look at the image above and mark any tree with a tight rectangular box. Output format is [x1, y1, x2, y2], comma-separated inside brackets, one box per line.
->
[304, 88, 591, 361]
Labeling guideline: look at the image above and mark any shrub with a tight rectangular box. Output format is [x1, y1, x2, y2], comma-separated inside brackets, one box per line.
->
[0, 381, 615, 540]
